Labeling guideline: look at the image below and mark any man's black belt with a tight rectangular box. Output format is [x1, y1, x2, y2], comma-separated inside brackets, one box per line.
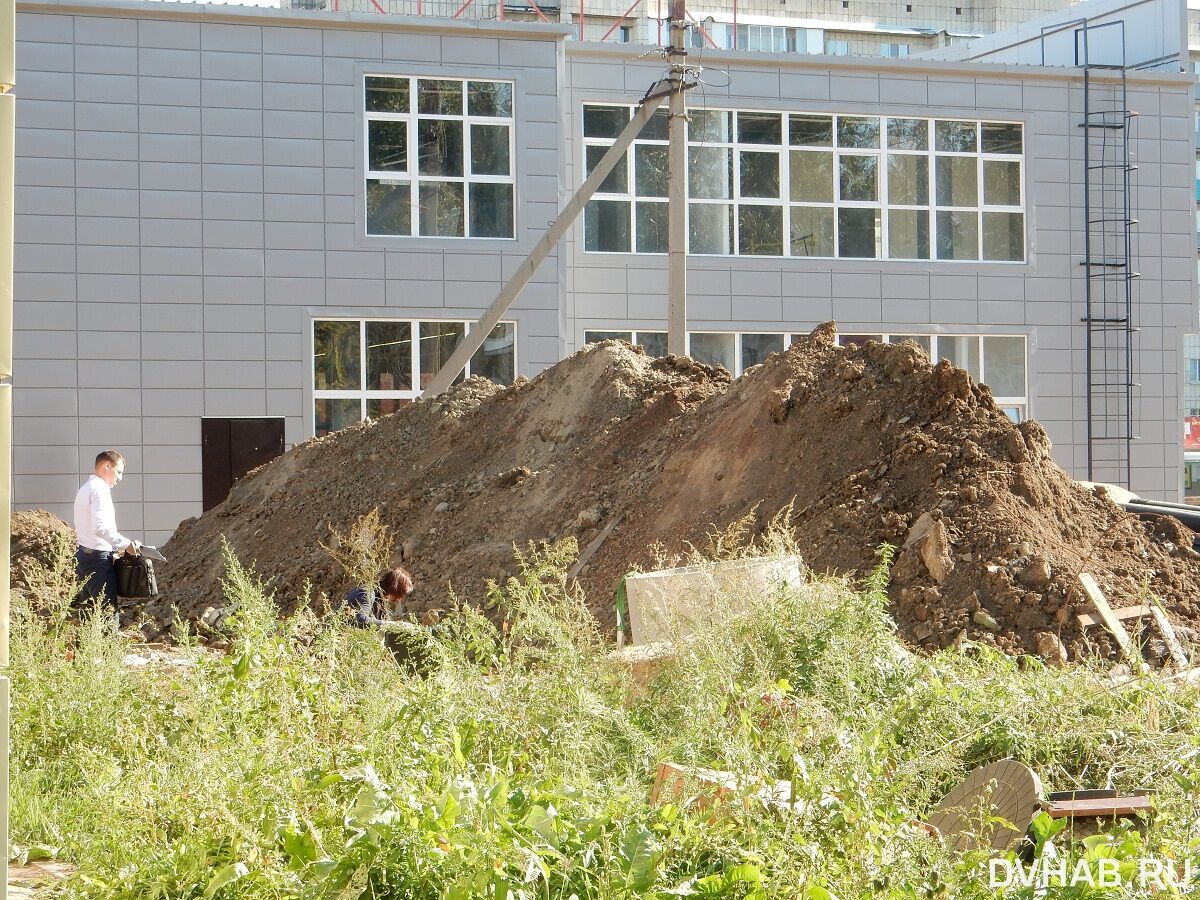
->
[77, 546, 114, 557]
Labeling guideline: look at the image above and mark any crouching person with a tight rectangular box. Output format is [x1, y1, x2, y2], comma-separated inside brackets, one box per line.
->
[345, 566, 438, 674]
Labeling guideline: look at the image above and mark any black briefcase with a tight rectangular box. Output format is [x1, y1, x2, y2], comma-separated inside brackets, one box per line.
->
[115, 554, 159, 599]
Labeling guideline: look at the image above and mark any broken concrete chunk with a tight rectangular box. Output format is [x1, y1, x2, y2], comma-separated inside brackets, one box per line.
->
[1018, 556, 1052, 588]
[904, 512, 954, 584]
[973, 610, 1000, 631]
[1036, 632, 1068, 667]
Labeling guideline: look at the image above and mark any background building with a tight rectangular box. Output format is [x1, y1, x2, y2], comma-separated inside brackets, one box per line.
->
[10, 0, 1196, 544]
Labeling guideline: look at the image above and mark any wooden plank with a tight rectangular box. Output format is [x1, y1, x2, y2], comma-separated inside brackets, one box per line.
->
[1078, 573, 1133, 654]
[567, 513, 623, 581]
[1041, 795, 1151, 819]
[1149, 603, 1190, 670]
[1076, 603, 1153, 628]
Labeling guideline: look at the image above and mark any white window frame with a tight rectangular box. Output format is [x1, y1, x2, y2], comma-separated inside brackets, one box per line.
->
[364, 75, 517, 239]
[311, 316, 517, 436]
[581, 105, 1025, 263]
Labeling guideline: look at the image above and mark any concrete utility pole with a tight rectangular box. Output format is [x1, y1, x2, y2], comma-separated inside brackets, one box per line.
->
[666, 0, 688, 356]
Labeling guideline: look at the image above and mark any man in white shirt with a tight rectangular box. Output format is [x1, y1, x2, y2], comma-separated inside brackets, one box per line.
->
[74, 450, 139, 610]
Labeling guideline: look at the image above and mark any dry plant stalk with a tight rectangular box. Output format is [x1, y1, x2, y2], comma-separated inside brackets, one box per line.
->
[320, 508, 396, 590]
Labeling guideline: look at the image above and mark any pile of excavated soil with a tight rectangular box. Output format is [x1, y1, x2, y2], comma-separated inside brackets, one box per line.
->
[10, 509, 75, 593]
[154, 324, 1200, 663]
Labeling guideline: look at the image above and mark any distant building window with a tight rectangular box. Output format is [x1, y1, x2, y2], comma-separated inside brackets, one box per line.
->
[826, 39, 850, 55]
[1190, 358, 1200, 383]
[880, 42, 910, 57]
[364, 76, 515, 239]
[619, 25, 632, 42]
[312, 318, 516, 435]
[582, 105, 1025, 261]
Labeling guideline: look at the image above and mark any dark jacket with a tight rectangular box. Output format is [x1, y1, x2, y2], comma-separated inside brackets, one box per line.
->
[345, 586, 384, 628]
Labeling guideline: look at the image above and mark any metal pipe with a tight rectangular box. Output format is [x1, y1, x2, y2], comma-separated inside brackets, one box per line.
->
[666, 0, 687, 356]
[423, 95, 668, 397]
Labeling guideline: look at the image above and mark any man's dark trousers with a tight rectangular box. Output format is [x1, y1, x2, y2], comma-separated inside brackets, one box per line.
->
[75, 547, 118, 610]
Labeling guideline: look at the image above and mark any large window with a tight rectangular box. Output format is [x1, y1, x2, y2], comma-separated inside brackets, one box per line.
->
[584, 330, 1028, 419]
[365, 76, 515, 239]
[313, 318, 516, 435]
[582, 106, 1024, 261]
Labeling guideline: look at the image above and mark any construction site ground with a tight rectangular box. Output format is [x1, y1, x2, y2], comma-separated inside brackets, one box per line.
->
[14, 324, 1200, 665]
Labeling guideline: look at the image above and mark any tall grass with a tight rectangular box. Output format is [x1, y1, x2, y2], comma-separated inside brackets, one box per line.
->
[9, 533, 1200, 898]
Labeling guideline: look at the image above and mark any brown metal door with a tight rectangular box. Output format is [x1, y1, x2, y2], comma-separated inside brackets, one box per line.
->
[201, 417, 284, 511]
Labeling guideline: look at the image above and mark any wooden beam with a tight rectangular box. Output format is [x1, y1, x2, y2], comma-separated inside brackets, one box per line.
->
[1041, 795, 1151, 819]
[567, 513, 623, 581]
[1076, 603, 1152, 629]
[1077, 572, 1133, 655]
[1150, 602, 1190, 670]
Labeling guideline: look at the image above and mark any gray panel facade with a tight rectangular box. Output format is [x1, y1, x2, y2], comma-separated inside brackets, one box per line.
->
[10, 0, 1197, 544]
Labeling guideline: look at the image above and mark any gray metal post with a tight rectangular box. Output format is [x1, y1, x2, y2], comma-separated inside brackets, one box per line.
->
[666, 0, 688, 356]
[423, 92, 668, 398]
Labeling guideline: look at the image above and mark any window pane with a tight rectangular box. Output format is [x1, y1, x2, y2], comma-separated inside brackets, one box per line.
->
[586, 144, 628, 194]
[467, 81, 512, 117]
[742, 333, 784, 370]
[982, 211, 1024, 261]
[368, 120, 408, 173]
[635, 201, 668, 253]
[837, 116, 880, 149]
[690, 332, 736, 371]
[418, 79, 463, 115]
[740, 151, 780, 198]
[365, 76, 409, 113]
[935, 156, 977, 206]
[366, 179, 411, 235]
[737, 112, 782, 145]
[636, 332, 667, 356]
[638, 109, 670, 141]
[470, 322, 515, 385]
[585, 330, 633, 343]
[585, 199, 631, 251]
[1000, 404, 1025, 423]
[635, 144, 669, 197]
[888, 209, 929, 259]
[935, 120, 977, 152]
[983, 159, 1020, 206]
[938, 335, 980, 381]
[690, 109, 732, 143]
[315, 398, 361, 437]
[790, 206, 834, 257]
[418, 119, 463, 176]
[981, 122, 1022, 154]
[419, 321, 465, 388]
[689, 203, 733, 254]
[838, 208, 879, 258]
[471, 123, 510, 176]
[887, 154, 928, 205]
[689, 146, 733, 199]
[887, 118, 928, 150]
[983, 336, 1024, 397]
[314, 320, 361, 390]
[419, 182, 464, 236]
[468, 183, 513, 238]
[936, 210, 979, 260]
[583, 105, 628, 138]
[789, 114, 833, 147]
[366, 320, 413, 390]
[367, 397, 413, 419]
[889, 334, 932, 354]
[839, 154, 877, 202]
[790, 150, 832, 202]
[738, 205, 783, 255]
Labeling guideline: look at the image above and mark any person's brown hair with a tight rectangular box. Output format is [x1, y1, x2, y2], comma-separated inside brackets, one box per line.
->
[378, 566, 413, 600]
[95, 450, 124, 468]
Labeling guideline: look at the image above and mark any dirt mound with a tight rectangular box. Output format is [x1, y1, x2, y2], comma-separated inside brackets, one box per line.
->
[10, 509, 74, 591]
[155, 325, 1200, 663]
